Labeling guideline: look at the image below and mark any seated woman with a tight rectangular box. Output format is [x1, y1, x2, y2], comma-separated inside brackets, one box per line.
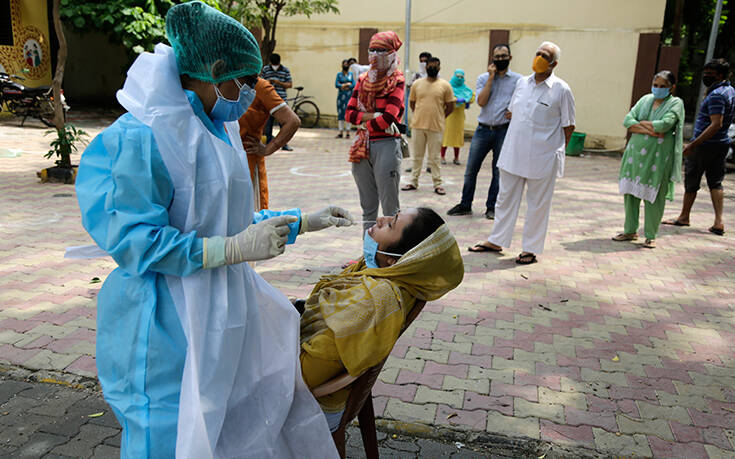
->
[298, 207, 464, 432]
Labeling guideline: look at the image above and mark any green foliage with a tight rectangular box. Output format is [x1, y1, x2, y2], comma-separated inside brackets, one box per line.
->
[232, 0, 339, 63]
[45, 124, 89, 169]
[60, 0, 178, 56]
[60, 0, 338, 63]
[235, 0, 339, 29]
[662, 0, 733, 118]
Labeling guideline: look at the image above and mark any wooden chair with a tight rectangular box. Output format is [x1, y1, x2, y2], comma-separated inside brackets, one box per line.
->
[310, 300, 427, 459]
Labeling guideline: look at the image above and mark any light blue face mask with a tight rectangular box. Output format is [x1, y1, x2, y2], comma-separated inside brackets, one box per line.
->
[211, 79, 256, 122]
[363, 231, 403, 269]
[651, 86, 670, 99]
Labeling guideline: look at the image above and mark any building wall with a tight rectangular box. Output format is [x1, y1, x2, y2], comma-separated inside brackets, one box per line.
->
[0, 0, 52, 87]
[62, 28, 128, 105]
[275, 0, 667, 149]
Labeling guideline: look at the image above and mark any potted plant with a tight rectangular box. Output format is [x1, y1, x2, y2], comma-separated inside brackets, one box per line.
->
[36, 0, 86, 185]
[37, 123, 87, 184]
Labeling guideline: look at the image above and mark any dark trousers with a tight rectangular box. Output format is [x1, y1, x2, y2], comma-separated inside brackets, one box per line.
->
[459, 124, 508, 211]
[684, 143, 729, 192]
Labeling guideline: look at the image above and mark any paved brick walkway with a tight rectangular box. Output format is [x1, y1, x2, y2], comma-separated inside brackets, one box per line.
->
[0, 376, 498, 459]
[1, 114, 734, 458]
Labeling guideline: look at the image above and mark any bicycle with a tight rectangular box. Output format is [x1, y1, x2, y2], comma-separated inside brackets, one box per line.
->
[285, 86, 320, 128]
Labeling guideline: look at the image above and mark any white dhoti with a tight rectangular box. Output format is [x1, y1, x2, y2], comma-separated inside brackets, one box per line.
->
[488, 161, 558, 255]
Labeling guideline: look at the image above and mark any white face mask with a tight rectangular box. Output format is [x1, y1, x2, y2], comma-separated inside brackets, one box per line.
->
[419, 62, 427, 74]
[368, 50, 394, 72]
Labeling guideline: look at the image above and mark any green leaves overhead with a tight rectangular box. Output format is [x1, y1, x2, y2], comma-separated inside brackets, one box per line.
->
[59, 0, 339, 63]
[60, 0, 174, 56]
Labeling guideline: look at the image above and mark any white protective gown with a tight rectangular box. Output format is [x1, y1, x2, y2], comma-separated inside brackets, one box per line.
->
[115, 44, 336, 458]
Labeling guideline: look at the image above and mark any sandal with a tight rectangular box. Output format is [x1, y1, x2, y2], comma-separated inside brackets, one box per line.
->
[662, 219, 690, 227]
[612, 233, 638, 242]
[515, 252, 537, 265]
[643, 238, 656, 248]
[708, 226, 725, 236]
[401, 184, 418, 191]
[468, 242, 502, 253]
[434, 187, 446, 195]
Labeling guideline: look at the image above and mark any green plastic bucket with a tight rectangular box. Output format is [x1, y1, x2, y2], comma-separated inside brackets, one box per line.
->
[566, 132, 586, 156]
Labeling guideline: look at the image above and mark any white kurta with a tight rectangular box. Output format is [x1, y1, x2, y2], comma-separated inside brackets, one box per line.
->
[489, 73, 575, 254]
[497, 73, 575, 179]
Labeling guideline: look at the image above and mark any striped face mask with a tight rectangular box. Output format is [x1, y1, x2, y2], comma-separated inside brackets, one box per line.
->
[368, 50, 394, 72]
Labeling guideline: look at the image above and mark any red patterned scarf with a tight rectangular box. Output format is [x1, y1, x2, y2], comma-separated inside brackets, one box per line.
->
[349, 31, 403, 162]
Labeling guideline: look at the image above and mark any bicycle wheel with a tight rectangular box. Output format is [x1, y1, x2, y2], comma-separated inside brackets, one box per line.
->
[294, 100, 320, 128]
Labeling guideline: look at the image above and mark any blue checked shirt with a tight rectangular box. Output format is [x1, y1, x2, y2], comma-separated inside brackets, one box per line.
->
[476, 70, 521, 126]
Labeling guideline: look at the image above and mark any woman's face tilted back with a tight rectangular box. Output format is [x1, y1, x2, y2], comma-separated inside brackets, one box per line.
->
[368, 208, 419, 268]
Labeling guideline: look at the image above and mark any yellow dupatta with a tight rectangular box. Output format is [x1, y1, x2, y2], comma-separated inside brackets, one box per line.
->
[300, 224, 464, 378]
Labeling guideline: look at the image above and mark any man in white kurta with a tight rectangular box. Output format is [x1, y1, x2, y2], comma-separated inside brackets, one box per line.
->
[470, 42, 575, 264]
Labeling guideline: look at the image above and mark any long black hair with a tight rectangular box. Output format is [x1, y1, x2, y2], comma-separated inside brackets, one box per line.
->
[385, 207, 444, 255]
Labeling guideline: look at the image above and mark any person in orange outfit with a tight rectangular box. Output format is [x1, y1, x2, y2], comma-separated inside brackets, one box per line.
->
[239, 77, 301, 210]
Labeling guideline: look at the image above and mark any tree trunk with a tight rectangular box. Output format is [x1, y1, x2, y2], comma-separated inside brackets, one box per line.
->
[672, 0, 685, 46]
[260, 36, 275, 65]
[51, 0, 70, 168]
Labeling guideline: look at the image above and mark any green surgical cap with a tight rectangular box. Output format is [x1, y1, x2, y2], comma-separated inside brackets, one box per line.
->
[166, 1, 263, 84]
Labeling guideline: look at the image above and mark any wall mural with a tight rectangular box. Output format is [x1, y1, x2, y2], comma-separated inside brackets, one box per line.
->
[0, 1, 51, 82]
[16, 26, 50, 79]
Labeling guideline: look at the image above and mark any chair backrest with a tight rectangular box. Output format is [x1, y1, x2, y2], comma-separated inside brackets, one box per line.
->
[334, 299, 427, 431]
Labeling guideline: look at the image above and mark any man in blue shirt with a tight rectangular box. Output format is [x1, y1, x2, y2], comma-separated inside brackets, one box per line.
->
[447, 44, 521, 220]
[664, 59, 735, 235]
[261, 53, 294, 150]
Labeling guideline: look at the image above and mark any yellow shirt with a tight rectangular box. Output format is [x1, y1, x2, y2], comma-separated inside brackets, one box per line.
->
[409, 78, 455, 132]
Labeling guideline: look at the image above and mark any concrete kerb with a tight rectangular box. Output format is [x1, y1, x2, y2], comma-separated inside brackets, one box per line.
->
[373, 418, 606, 459]
[2, 364, 606, 459]
[0, 364, 100, 391]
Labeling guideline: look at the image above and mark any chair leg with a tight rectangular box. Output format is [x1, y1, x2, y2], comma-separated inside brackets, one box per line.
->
[332, 425, 346, 459]
[358, 396, 379, 459]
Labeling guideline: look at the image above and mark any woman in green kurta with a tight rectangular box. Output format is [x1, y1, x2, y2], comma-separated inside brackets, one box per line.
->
[614, 71, 685, 248]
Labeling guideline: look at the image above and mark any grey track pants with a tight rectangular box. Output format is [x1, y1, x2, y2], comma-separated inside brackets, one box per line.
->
[351, 137, 402, 231]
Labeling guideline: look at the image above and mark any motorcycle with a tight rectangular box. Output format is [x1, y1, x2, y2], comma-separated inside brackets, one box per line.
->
[0, 72, 68, 127]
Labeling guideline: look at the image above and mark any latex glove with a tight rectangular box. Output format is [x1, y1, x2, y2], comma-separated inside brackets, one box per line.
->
[203, 215, 298, 268]
[300, 206, 354, 233]
[384, 123, 400, 136]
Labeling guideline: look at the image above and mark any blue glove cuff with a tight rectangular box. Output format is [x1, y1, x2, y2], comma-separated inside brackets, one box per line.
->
[252, 208, 302, 244]
[203, 236, 226, 269]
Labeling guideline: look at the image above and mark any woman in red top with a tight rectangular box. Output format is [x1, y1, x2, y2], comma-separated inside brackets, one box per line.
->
[346, 31, 405, 231]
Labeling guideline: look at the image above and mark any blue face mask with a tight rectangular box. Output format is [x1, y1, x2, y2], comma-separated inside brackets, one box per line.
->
[363, 231, 403, 269]
[211, 79, 256, 122]
[651, 86, 670, 99]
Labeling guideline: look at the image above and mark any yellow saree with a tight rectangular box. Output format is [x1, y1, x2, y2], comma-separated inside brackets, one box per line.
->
[299, 224, 464, 411]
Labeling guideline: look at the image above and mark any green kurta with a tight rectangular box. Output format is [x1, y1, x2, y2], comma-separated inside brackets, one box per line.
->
[620, 94, 685, 203]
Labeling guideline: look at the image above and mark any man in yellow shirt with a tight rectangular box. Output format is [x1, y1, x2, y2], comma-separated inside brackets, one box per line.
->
[403, 57, 455, 195]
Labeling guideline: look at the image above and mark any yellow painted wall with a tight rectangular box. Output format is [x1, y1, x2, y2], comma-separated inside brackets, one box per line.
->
[276, 0, 666, 149]
[0, 0, 52, 87]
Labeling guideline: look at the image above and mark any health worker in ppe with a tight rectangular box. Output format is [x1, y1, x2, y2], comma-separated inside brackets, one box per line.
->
[75, 2, 348, 458]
